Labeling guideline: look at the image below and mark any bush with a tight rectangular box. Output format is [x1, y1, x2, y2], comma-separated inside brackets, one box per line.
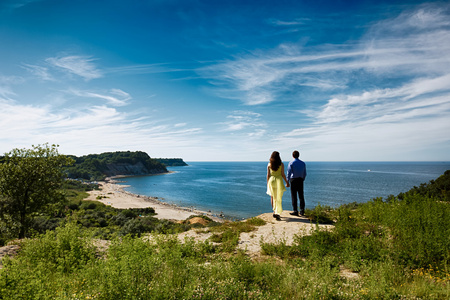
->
[305, 204, 334, 224]
[119, 218, 147, 237]
[30, 216, 61, 234]
[80, 201, 97, 210]
[67, 203, 79, 210]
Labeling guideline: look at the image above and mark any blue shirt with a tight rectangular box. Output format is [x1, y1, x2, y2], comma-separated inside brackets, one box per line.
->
[287, 158, 307, 181]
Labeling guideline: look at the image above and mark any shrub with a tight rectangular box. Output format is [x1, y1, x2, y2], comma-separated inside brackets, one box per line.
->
[80, 201, 97, 210]
[305, 204, 334, 224]
[119, 218, 147, 237]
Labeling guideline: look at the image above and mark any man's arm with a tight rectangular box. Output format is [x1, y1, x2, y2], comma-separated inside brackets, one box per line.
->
[286, 162, 292, 182]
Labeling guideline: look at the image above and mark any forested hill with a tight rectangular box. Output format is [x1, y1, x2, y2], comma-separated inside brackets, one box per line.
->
[65, 151, 180, 181]
[154, 158, 188, 167]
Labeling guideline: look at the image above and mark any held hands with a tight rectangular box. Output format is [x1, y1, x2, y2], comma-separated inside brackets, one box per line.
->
[286, 183, 290, 188]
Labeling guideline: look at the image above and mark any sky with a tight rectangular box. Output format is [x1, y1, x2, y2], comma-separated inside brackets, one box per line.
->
[1, 0, 449, 161]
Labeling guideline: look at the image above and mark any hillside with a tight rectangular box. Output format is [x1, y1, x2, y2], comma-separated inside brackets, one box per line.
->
[154, 158, 188, 167]
[64, 151, 169, 180]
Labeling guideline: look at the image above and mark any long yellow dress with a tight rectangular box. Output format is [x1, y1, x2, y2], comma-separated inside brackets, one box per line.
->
[266, 164, 286, 215]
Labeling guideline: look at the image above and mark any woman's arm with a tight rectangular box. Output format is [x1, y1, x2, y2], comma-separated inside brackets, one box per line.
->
[267, 164, 271, 183]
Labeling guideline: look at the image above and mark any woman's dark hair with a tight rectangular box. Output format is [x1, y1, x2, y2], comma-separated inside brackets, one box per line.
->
[269, 151, 282, 171]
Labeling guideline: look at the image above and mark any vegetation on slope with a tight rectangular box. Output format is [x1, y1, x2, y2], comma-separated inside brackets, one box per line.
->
[64, 151, 169, 181]
[155, 158, 188, 167]
[398, 169, 450, 202]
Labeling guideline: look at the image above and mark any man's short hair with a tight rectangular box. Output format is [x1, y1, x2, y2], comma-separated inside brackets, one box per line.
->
[293, 150, 300, 158]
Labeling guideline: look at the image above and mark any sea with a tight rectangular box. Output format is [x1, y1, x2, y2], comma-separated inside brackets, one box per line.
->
[117, 161, 450, 220]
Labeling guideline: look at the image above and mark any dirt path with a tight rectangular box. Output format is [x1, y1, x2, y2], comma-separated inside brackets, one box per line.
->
[177, 211, 333, 258]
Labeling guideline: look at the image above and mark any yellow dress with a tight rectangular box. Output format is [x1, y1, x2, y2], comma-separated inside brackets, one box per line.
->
[266, 164, 286, 215]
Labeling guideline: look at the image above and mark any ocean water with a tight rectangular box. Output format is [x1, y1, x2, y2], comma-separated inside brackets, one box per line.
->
[117, 161, 450, 220]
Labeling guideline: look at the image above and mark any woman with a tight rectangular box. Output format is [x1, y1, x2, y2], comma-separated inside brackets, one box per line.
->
[266, 151, 290, 221]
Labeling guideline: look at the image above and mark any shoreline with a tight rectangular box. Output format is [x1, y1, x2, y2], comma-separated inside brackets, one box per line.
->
[85, 177, 225, 222]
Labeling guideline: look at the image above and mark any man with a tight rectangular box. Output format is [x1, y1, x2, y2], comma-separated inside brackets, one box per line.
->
[286, 150, 307, 216]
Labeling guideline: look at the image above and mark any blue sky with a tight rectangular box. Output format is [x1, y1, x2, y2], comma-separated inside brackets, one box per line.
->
[1, 0, 449, 161]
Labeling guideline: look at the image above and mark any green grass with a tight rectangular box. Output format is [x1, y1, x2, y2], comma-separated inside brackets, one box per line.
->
[1, 172, 449, 299]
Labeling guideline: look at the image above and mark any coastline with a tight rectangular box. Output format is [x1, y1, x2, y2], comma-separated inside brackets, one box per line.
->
[85, 177, 224, 222]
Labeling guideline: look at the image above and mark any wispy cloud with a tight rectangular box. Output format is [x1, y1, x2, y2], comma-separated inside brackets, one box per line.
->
[202, 3, 450, 107]
[279, 73, 450, 161]
[267, 18, 310, 26]
[0, 98, 203, 157]
[46, 55, 103, 80]
[220, 111, 266, 137]
[0, 0, 43, 12]
[197, 3, 450, 160]
[307, 73, 450, 126]
[69, 88, 132, 107]
[106, 63, 190, 75]
[0, 75, 23, 99]
[21, 64, 54, 81]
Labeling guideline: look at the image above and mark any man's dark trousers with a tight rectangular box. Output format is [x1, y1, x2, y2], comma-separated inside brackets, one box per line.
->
[290, 177, 305, 213]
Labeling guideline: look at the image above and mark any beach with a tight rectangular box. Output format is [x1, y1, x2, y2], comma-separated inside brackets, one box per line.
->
[85, 179, 224, 222]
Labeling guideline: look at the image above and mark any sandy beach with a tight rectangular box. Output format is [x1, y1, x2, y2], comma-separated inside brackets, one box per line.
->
[85, 179, 224, 222]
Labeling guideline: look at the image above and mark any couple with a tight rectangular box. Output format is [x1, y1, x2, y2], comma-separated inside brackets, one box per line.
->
[266, 150, 306, 221]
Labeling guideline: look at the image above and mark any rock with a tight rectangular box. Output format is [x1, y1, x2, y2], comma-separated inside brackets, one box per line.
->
[0, 244, 20, 269]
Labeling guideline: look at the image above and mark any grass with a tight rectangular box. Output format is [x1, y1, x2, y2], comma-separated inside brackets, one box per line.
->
[1, 173, 449, 299]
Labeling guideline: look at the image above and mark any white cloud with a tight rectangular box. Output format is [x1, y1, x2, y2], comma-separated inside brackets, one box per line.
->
[1, 0, 43, 12]
[68, 88, 131, 106]
[21, 64, 54, 81]
[0, 99, 204, 157]
[202, 3, 450, 108]
[280, 79, 450, 161]
[311, 72, 450, 125]
[193, 2, 450, 161]
[46, 55, 103, 80]
[0, 75, 24, 99]
[220, 111, 266, 134]
[106, 63, 188, 75]
[0, 86, 15, 99]
[268, 18, 309, 27]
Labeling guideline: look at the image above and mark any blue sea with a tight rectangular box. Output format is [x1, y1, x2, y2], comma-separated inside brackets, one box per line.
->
[117, 162, 450, 220]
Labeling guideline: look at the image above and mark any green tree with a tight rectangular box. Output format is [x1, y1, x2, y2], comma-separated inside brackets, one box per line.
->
[0, 144, 74, 238]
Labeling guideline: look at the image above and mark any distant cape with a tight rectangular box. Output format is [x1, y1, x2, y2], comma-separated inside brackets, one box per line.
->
[65, 151, 187, 180]
[154, 158, 188, 167]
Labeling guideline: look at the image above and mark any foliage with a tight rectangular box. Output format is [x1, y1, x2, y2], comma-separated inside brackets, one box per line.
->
[0, 176, 201, 243]
[2, 218, 448, 299]
[61, 179, 100, 204]
[64, 151, 168, 181]
[155, 158, 188, 167]
[259, 172, 450, 298]
[0, 144, 74, 239]
[398, 169, 450, 201]
[1, 167, 449, 299]
[304, 204, 335, 224]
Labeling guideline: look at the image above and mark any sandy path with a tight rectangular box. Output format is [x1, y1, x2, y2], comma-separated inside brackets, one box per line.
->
[178, 211, 333, 258]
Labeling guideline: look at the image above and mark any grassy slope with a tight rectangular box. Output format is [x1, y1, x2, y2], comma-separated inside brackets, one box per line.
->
[0, 172, 449, 299]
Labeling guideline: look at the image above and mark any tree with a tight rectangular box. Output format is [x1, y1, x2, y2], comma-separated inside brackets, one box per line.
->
[0, 144, 74, 238]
